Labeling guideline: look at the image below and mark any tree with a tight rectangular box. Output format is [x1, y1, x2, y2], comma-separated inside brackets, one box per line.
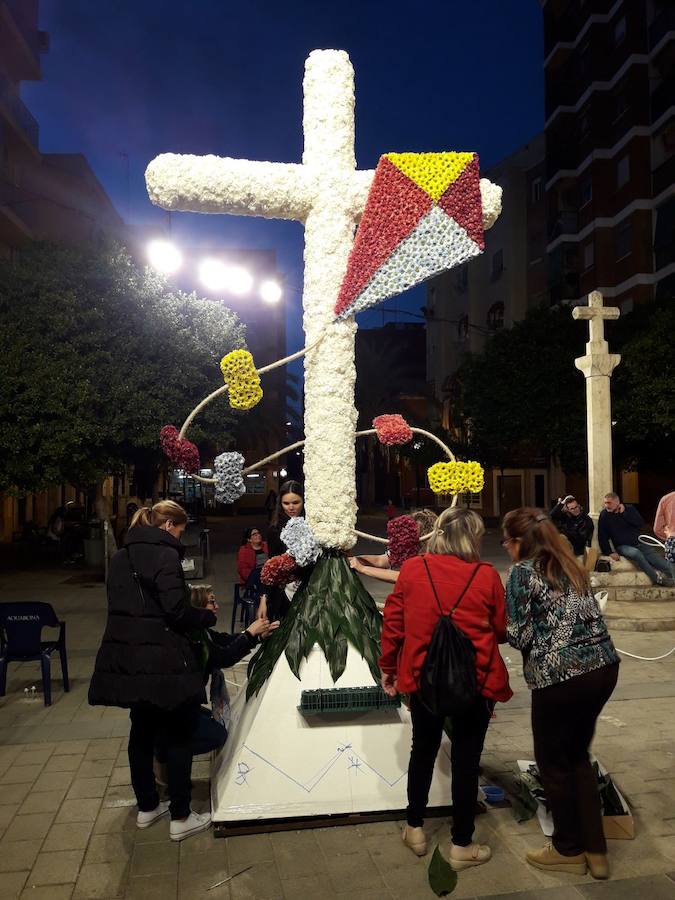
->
[612, 299, 675, 472]
[0, 242, 245, 494]
[459, 306, 588, 474]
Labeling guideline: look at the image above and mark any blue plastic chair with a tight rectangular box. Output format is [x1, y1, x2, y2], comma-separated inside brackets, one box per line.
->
[0, 602, 70, 706]
[231, 584, 256, 633]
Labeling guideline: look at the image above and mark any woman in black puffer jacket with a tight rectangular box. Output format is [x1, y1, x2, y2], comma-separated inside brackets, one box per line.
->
[89, 501, 215, 842]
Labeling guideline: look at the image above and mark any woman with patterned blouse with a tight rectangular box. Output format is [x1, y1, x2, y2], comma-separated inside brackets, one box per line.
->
[503, 507, 619, 881]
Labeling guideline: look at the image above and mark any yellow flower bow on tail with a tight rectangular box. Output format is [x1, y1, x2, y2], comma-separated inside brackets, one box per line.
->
[427, 460, 485, 495]
[220, 349, 263, 410]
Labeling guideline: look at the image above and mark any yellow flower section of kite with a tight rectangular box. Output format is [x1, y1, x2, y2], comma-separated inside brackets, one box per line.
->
[427, 460, 485, 495]
[385, 152, 475, 202]
[220, 349, 263, 410]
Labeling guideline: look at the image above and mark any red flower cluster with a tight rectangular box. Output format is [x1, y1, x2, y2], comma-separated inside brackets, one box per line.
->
[159, 425, 201, 475]
[261, 553, 301, 587]
[387, 515, 421, 569]
[373, 414, 413, 446]
[438, 156, 485, 250]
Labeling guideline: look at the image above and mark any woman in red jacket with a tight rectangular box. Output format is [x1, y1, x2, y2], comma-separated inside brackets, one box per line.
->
[236, 528, 269, 602]
[380, 506, 512, 868]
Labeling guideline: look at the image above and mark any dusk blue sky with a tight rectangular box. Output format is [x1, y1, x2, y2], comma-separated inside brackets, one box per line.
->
[25, 0, 544, 347]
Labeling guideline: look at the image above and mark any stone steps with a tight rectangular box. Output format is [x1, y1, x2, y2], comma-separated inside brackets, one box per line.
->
[604, 599, 675, 632]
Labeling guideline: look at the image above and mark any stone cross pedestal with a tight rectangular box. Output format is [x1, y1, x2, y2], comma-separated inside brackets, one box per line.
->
[572, 290, 621, 527]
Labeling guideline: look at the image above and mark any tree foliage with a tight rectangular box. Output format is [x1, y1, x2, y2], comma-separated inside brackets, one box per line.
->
[460, 307, 587, 473]
[457, 298, 675, 476]
[612, 299, 675, 472]
[0, 242, 245, 494]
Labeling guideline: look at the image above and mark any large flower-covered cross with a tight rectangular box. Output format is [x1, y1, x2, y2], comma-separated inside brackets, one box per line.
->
[146, 50, 500, 550]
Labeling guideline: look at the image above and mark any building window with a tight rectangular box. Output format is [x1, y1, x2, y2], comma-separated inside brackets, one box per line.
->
[620, 297, 634, 314]
[455, 264, 468, 291]
[244, 474, 265, 495]
[580, 176, 592, 207]
[615, 219, 633, 260]
[487, 301, 504, 330]
[578, 111, 591, 140]
[583, 241, 594, 270]
[491, 249, 504, 280]
[616, 155, 630, 188]
[613, 16, 626, 46]
[654, 197, 675, 270]
[530, 177, 542, 204]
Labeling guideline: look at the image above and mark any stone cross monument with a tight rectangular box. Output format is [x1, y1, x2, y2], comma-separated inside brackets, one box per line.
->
[572, 290, 621, 524]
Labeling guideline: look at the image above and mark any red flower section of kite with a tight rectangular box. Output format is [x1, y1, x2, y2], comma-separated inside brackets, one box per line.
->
[373, 414, 413, 446]
[261, 553, 301, 587]
[159, 425, 201, 475]
[387, 515, 421, 570]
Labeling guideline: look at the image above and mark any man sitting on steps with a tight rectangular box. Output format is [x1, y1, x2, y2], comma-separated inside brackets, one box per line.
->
[598, 492, 674, 586]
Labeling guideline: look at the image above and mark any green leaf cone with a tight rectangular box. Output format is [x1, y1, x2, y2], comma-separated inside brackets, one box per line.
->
[246, 552, 382, 699]
[428, 845, 458, 896]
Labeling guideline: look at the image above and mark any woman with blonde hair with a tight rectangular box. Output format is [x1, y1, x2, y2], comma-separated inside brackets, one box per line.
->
[503, 507, 619, 879]
[380, 507, 511, 867]
[89, 501, 217, 842]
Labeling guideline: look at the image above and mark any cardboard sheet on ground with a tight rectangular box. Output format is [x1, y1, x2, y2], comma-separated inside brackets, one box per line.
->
[517, 758, 634, 840]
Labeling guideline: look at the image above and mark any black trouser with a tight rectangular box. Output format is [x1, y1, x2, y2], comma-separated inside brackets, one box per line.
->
[532, 662, 619, 856]
[128, 702, 200, 820]
[407, 692, 493, 845]
[156, 706, 227, 763]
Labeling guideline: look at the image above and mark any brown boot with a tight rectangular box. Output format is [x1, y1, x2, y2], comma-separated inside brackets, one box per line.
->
[526, 842, 587, 874]
[586, 852, 610, 879]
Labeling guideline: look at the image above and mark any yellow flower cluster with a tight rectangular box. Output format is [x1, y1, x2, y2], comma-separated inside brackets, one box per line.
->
[427, 460, 485, 495]
[219, 349, 263, 410]
[385, 152, 475, 202]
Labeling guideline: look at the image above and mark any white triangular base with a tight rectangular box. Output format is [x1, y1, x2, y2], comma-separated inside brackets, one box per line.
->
[211, 643, 452, 826]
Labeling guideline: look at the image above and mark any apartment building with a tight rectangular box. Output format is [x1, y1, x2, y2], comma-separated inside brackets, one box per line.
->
[544, 0, 675, 310]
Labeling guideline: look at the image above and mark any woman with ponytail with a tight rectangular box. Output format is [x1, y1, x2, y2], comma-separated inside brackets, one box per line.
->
[502, 507, 619, 880]
[89, 500, 216, 842]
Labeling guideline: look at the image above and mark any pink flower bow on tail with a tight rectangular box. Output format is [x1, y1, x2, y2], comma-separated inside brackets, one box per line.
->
[373, 414, 413, 446]
[159, 425, 201, 475]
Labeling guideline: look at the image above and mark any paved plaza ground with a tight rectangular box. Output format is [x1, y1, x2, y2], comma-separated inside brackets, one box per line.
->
[1, 517, 674, 899]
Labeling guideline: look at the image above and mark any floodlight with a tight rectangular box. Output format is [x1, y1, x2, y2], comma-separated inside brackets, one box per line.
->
[199, 258, 229, 292]
[147, 239, 182, 274]
[260, 279, 283, 304]
[227, 266, 254, 295]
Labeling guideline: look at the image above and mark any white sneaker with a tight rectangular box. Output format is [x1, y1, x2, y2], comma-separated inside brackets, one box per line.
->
[169, 810, 212, 842]
[136, 801, 169, 829]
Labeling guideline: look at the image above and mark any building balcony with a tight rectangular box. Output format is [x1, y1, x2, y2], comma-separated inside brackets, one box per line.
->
[649, 6, 675, 52]
[0, 75, 38, 147]
[653, 147, 675, 196]
[548, 210, 579, 240]
[651, 77, 675, 125]
[0, 173, 33, 245]
[0, 1, 48, 80]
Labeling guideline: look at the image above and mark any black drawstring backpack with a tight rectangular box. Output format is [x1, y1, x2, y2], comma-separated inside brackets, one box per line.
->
[418, 558, 483, 717]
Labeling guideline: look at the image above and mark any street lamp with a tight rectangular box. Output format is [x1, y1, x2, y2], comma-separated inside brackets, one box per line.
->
[147, 239, 182, 274]
[260, 279, 282, 304]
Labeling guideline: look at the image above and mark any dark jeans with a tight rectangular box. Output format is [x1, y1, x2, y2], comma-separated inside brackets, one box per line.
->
[156, 705, 227, 762]
[532, 662, 619, 856]
[244, 567, 264, 603]
[407, 692, 493, 845]
[616, 544, 672, 584]
[128, 702, 200, 820]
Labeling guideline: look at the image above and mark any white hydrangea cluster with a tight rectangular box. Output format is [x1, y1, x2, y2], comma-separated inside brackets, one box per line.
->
[280, 517, 321, 567]
[213, 452, 245, 504]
